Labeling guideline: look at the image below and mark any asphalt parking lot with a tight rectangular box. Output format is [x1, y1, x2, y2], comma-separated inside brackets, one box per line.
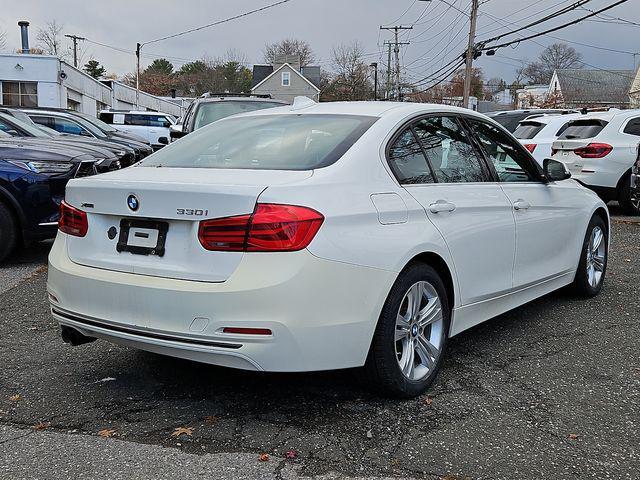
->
[0, 216, 638, 480]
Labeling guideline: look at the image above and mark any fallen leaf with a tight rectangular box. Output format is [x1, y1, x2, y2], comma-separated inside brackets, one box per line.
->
[204, 415, 218, 425]
[171, 427, 194, 437]
[568, 433, 579, 440]
[285, 449, 298, 459]
[9, 394, 21, 402]
[32, 422, 49, 431]
[423, 396, 433, 406]
[258, 453, 270, 462]
[98, 428, 116, 438]
[624, 259, 632, 263]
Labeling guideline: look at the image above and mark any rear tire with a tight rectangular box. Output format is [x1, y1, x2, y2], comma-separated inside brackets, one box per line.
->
[571, 215, 608, 297]
[0, 202, 18, 263]
[618, 176, 640, 216]
[362, 263, 450, 398]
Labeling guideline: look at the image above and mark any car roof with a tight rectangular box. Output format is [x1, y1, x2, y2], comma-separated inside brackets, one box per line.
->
[99, 110, 173, 115]
[195, 96, 288, 105]
[236, 100, 492, 120]
[519, 113, 583, 125]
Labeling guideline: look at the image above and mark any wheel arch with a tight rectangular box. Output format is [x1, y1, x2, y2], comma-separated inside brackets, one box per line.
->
[403, 251, 456, 314]
[0, 184, 25, 228]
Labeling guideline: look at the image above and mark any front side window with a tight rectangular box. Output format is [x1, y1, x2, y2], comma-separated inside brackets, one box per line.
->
[141, 114, 377, 171]
[413, 116, 486, 183]
[388, 129, 433, 184]
[468, 119, 537, 182]
[1, 81, 37, 107]
[52, 117, 85, 135]
[282, 71, 291, 86]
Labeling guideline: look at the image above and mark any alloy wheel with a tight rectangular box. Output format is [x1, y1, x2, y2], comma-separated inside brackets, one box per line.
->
[586, 226, 606, 288]
[394, 281, 444, 381]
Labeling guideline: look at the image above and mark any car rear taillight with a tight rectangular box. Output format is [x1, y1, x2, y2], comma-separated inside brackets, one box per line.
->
[523, 144, 536, 153]
[198, 203, 324, 252]
[574, 143, 613, 159]
[59, 201, 88, 237]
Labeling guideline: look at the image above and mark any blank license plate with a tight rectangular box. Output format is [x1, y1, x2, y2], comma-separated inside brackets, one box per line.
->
[116, 219, 168, 257]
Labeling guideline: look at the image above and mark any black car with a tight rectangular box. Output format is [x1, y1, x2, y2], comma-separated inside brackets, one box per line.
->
[486, 109, 579, 133]
[0, 110, 138, 168]
[0, 141, 114, 262]
[20, 108, 153, 160]
[170, 95, 287, 140]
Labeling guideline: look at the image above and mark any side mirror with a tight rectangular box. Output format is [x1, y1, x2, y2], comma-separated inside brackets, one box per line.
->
[543, 158, 571, 182]
[169, 124, 186, 140]
[158, 136, 168, 145]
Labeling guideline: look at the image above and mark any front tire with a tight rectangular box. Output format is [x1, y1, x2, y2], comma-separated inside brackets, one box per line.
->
[572, 215, 608, 297]
[0, 202, 18, 264]
[363, 264, 450, 398]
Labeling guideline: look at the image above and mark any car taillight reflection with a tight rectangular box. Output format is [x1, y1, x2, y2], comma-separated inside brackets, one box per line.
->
[523, 144, 537, 153]
[198, 203, 324, 252]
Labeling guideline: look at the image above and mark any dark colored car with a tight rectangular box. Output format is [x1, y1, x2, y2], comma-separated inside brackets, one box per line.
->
[20, 109, 153, 160]
[0, 110, 138, 168]
[170, 95, 287, 140]
[486, 109, 579, 133]
[0, 140, 113, 262]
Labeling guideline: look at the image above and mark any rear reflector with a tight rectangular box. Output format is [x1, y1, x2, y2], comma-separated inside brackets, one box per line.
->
[59, 201, 88, 237]
[574, 143, 613, 159]
[523, 144, 537, 153]
[198, 203, 324, 252]
[222, 327, 272, 335]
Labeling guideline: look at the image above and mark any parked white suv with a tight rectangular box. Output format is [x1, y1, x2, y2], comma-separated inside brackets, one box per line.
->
[551, 110, 640, 215]
[513, 113, 582, 164]
[99, 111, 176, 150]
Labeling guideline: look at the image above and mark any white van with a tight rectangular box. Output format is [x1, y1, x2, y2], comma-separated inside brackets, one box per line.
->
[99, 111, 176, 149]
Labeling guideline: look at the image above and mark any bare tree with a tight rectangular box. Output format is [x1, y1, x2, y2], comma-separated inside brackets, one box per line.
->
[328, 41, 372, 101]
[36, 20, 66, 58]
[521, 43, 582, 84]
[263, 39, 315, 66]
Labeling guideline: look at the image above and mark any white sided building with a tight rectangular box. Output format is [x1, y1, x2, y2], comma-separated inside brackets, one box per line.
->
[0, 53, 182, 117]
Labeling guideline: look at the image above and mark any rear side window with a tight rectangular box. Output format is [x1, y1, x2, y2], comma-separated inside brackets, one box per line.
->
[558, 120, 607, 140]
[388, 129, 434, 184]
[513, 122, 545, 140]
[412, 116, 486, 183]
[623, 117, 640, 136]
[141, 114, 377, 170]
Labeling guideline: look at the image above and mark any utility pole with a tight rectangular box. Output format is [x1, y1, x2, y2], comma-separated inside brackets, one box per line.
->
[462, 0, 479, 110]
[370, 62, 378, 100]
[380, 26, 411, 100]
[64, 34, 85, 68]
[384, 42, 392, 100]
[136, 43, 141, 109]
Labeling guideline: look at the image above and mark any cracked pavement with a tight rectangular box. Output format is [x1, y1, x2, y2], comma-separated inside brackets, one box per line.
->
[0, 218, 638, 479]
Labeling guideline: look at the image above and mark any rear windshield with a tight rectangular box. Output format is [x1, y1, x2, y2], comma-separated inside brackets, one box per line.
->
[141, 114, 377, 170]
[193, 101, 284, 130]
[558, 120, 607, 140]
[513, 121, 545, 140]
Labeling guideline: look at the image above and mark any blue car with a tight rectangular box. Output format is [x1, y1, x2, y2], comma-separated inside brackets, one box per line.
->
[0, 138, 111, 262]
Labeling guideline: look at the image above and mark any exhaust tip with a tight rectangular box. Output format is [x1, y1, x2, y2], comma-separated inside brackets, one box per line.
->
[60, 326, 96, 346]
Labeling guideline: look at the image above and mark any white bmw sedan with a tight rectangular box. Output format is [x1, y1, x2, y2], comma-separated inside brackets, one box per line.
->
[48, 101, 609, 398]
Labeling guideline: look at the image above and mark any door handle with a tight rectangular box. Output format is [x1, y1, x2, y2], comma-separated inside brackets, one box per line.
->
[513, 199, 531, 211]
[429, 200, 456, 213]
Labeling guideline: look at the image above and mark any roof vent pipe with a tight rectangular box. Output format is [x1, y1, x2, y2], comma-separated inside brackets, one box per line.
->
[18, 21, 30, 54]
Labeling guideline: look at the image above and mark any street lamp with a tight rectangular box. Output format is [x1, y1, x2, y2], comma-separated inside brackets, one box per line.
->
[370, 62, 378, 101]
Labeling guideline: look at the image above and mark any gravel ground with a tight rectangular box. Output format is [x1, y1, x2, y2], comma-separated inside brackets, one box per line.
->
[0, 219, 638, 479]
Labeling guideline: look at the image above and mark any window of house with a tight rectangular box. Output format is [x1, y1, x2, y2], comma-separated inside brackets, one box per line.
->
[1, 81, 37, 107]
[282, 71, 291, 87]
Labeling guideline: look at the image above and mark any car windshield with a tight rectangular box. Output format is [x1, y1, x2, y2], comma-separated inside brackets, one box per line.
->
[193, 101, 285, 130]
[141, 114, 377, 170]
[513, 121, 545, 140]
[558, 120, 607, 139]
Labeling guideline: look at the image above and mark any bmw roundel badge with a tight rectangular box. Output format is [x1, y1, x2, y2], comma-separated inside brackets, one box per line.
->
[127, 194, 139, 211]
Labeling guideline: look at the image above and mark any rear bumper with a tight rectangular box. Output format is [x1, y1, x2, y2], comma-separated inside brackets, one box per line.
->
[47, 234, 396, 372]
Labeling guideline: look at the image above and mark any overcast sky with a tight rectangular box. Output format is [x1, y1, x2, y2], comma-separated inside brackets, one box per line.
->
[1, 0, 638, 85]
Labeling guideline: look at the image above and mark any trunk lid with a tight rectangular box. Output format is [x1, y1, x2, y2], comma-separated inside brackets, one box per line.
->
[64, 167, 312, 282]
[551, 138, 594, 174]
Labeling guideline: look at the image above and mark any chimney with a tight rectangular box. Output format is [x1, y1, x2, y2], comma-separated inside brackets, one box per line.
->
[18, 21, 30, 54]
